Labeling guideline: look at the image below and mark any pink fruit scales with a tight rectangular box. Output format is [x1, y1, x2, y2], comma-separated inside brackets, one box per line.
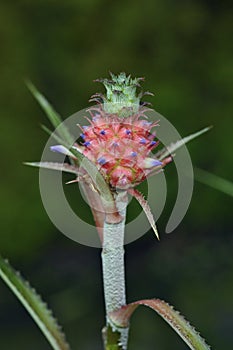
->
[79, 73, 171, 189]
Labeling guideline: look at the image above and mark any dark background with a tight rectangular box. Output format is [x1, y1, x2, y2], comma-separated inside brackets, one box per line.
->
[0, 0, 232, 349]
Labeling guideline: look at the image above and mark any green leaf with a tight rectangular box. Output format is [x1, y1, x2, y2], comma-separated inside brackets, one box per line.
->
[0, 256, 70, 350]
[70, 146, 113, 203]
[26, 81, 73, 146]
[156, 126, 212, 160]
[195, 168, 233, 197]
[41, 124, 69, 146]
[24, 161, 79, 175]
[110, 299, 211, 350]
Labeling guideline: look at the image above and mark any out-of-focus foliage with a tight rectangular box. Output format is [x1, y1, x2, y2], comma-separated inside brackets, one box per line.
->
[195, 168, 233, 197]
[0, 0, 232, 349]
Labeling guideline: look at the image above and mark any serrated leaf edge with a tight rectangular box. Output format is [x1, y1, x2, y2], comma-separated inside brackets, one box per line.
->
[127, 188, 159, 240]
[110, 299, 211, 350]
[0, 256, 70, 350]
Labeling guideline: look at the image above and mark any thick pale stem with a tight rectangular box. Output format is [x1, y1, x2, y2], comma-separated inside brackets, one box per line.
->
[101, 191, 129, 350]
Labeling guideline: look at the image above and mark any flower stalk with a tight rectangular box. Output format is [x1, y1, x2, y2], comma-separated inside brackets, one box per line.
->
[101, 191, 129, 350]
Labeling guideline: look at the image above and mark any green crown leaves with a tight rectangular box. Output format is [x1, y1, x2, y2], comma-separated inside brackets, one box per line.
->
[91, 72, 151, 117]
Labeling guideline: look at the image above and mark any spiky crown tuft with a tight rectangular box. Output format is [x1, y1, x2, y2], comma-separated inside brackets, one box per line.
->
[90, 72, 152, 117]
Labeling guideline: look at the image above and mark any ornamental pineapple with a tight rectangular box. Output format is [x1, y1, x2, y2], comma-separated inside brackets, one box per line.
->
[78, 73, 171, 189]
[27, 73, 209, 238]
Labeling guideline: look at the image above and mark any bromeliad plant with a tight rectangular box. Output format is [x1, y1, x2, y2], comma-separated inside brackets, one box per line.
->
[0, 73, 212, 350]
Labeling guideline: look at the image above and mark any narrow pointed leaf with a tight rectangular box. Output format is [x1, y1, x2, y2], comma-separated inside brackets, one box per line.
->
[24, 161, 79, 175]
[195, 168, 233, 197]
[70, 146, 122, 224]
[128, 188, 159, 239]
[110, 299, 211, 350]
[27, 81, 73, 146]
[156, 126, 212, 160]
[41, 124, 69, 147]
[41, 124, 54, 136]
[0, 256, 70, 350]
[71, 146, 111, 200]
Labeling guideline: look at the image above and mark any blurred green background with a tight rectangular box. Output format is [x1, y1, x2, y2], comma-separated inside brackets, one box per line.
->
[0, 0, 232, 349]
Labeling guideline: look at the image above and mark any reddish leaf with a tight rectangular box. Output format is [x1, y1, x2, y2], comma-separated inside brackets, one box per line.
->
[110, 299, 211, 350]
[127, 188, 159, 240]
